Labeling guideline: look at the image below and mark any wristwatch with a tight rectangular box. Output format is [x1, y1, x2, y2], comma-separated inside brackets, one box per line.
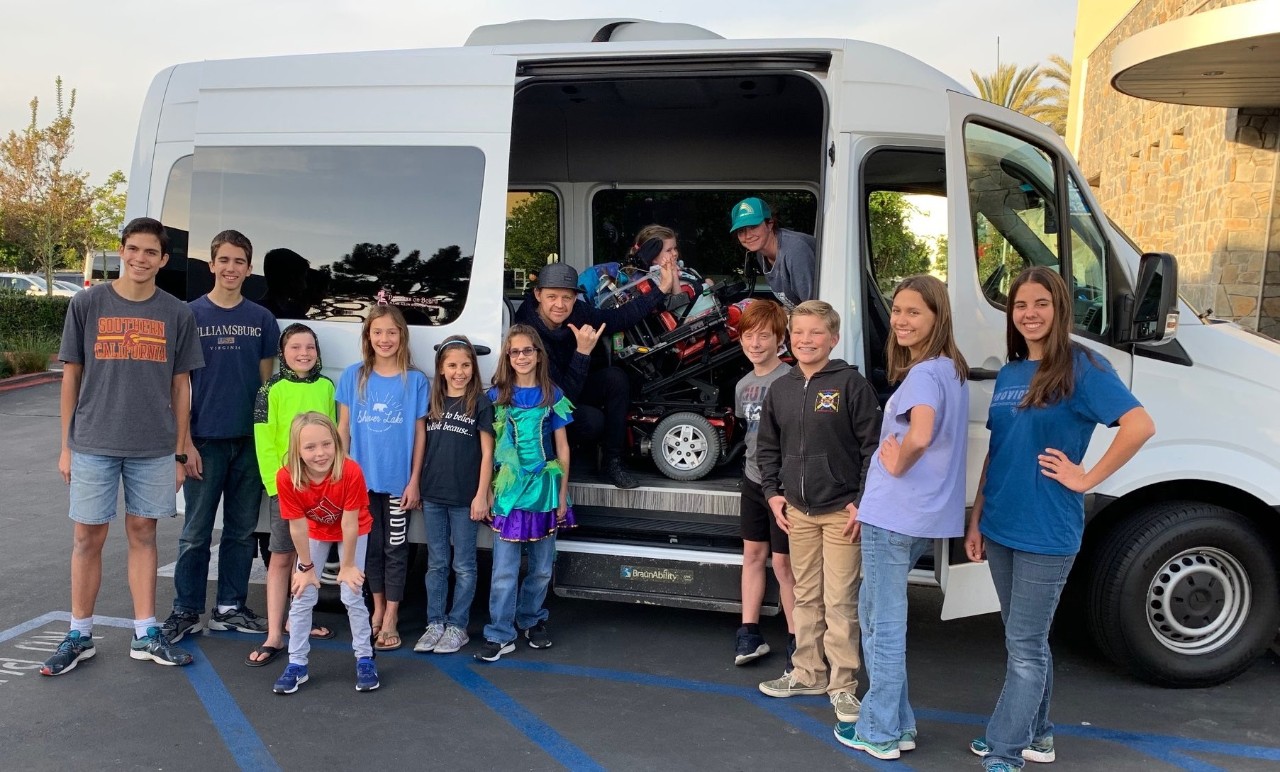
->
[175, 453, 188, 464]
[297, 562, 315, 572]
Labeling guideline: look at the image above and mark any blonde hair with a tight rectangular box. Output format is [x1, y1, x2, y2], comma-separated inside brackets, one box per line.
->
[358, 305, 417, 399]
[790, 299, 840, 335]
[285, 412, 346, 487]
[886, 275, 969, 384]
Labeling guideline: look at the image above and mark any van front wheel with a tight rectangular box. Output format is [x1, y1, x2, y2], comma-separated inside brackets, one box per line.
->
[1087, 501, 1279, 688]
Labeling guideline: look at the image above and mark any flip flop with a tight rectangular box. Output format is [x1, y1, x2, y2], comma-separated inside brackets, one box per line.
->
[374, 629, 402, 651]
[244, 644, 283, 667]
[310, 626, 336, 640]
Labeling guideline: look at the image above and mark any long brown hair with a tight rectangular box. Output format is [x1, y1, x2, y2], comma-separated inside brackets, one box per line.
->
[358, 305, 417, 399]
[429, 335, 481, 421]
[1007, 267, 1096, 408]
[886, 275, 968, 383]
[284, 411, 347, 487]
[492, 324, 556, 408]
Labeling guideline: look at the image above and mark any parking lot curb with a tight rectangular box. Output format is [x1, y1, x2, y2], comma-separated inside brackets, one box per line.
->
[0, 369, 61, 393]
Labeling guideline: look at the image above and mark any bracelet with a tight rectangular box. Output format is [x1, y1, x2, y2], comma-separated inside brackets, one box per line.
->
[297, 562, 315, 572]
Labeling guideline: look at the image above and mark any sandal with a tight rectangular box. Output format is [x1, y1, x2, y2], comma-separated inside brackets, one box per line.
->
[374, 629, 402, 651]
[244, 644, 283, 667]
[284, 623, 337, 640]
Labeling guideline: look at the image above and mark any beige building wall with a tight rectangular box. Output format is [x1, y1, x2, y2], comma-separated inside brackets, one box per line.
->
[1071, 0, 1280, 337]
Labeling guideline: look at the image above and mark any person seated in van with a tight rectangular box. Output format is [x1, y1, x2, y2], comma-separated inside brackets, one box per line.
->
[513, 261, 677, 489]
[729, 197, 817, 310]
[580, 225, 712, 323]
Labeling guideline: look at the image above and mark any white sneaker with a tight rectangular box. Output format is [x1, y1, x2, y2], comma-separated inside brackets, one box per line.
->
[433, 625, 469, 654]
[413, 622, 445, 653]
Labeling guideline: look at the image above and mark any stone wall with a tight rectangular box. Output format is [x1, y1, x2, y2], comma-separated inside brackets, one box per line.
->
[1076, 0, 1279, 333]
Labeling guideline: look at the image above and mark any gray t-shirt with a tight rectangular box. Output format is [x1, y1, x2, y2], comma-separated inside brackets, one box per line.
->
[735, 361, 791, 483]
[58, 283, 204, 457]
[756, 228, 817, 309]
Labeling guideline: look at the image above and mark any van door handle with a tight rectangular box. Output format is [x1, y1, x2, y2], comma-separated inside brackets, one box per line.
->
[969, 368, 999, 381]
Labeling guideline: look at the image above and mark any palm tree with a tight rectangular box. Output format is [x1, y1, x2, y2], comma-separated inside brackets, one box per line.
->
[969, 57, 1071, 137]
[1038, 54, 1071, 136]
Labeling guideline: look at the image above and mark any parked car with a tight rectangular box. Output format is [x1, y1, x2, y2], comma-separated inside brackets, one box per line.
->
[0, 273, 79, 298]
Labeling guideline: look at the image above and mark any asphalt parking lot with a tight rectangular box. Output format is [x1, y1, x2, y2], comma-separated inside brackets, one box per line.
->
[3, 378, 1280, 771]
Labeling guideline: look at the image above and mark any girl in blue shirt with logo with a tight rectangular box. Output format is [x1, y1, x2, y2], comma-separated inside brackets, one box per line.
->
[964, 267, 1155, 771]
[337, 305, 428, 652]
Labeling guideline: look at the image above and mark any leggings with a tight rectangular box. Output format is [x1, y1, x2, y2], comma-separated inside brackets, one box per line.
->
[365, 492, 409, 602]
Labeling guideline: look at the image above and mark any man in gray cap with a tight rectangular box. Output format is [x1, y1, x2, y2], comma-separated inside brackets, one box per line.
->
[513, 261, 676, 488]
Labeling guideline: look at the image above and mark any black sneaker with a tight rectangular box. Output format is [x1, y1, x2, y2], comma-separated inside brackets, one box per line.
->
[130, 626, 193, 666]
[603, 457, 638, 489]
[524, 621, 553, 649]
[208, 606, 267, 634]
[161, 610, 202, 644]
[473, 640, 516, 662]
[734, 625, 770, 665]
[40, 631, 96, 676]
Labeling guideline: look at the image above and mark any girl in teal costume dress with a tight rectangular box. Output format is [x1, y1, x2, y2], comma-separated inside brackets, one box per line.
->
[476, 325, 576, 661]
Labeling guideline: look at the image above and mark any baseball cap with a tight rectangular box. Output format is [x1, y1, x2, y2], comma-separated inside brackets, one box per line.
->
[729, 197, 772, 233]
[536, 262, 580, 291]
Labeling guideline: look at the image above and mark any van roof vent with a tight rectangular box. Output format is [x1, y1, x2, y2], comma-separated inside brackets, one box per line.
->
[465, 18, 724, 46]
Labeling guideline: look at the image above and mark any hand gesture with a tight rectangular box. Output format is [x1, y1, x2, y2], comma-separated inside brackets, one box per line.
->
[841, 502, 861, 542]
[658, 260, 678, 295]
[769, 495, 790, 535]
[58, 448, 72, 485]
[337, 565, 365, 594]
[184, 443, 203, 480]
[291, 566, 321, 598]
[1038, 448, 1090, 492]
[964, 524, 985, 562]
[879, 434, 902, 477]
[568, 322, 606, 355]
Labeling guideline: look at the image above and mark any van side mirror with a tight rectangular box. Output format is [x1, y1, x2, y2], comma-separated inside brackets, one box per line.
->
[1120, 252, 1179, 344]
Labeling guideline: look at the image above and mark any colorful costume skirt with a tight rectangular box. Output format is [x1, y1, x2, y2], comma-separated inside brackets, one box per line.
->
[491, 507, 578, 543]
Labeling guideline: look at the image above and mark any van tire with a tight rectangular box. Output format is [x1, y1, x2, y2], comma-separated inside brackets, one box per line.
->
[651, 412, 721, 481]
[1086, 500, 1279, 688]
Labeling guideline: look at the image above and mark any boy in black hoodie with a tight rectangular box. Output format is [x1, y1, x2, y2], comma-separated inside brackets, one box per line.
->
[755, 300, 880, 724]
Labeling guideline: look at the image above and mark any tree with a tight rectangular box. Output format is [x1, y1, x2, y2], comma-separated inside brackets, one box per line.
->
[867, 191, 931, 295]
[0, 78, 95, 295]
[1038, 54, 1071, 136]
[970, 56, 1071, 136]
[504, 192, 560, 278]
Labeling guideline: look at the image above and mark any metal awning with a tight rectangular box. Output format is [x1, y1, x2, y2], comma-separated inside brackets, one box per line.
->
[1110, 1, 1280, 107]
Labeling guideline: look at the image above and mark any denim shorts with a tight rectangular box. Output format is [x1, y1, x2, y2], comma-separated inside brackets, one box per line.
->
[69, 452, 177, 525]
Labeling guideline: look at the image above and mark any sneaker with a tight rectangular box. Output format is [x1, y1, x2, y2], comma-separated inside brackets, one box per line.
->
[39, 631, 96, 676]
[273, 663, 309, 694]
[355, 657, 380, 691]
[899, 729, 917, 752]
[320, 562, 340, 585]
[985, 763, 1018, 772]
[734, 626, 770, 665]
[129, 627, 193, 666]
[603, 456, 638, 489]
[208, 606, 267, 634]
[161, 610, 202, 644]
[831, 690, 861, 722]
[414, 622, 446, 653]
[758, 672, 827, 698]
[783, 635, 796, 675]
[971, 735, 1056, 763]
[833, 722, 900, 760]
[524, 621, 552, 649]
[434, 625, 469, 654]
[474, 640, 516, 662]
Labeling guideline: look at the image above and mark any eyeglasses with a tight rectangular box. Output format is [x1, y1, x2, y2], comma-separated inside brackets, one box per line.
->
[508, 347, 537, 359]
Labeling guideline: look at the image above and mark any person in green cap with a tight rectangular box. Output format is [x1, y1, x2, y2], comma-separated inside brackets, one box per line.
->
[730, 197, 818, 309]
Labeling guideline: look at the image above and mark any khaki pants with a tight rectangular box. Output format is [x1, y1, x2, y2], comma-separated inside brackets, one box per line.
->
[787, 505, 862, 695]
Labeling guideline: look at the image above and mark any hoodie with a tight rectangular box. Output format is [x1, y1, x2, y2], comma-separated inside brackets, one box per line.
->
[252, 329, 336, 496]
[757, 359, 880, 515]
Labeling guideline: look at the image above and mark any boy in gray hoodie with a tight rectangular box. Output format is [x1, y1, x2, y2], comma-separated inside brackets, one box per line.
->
[755, 300, 880, 724]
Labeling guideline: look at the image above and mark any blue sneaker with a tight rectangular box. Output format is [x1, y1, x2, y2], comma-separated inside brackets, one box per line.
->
[355, 657, 379, 692]
[40, 631, 96, 676]
[834, 722, 901, 760]
[971, 735, 1056, 763]
[130, 626, 192, 666]
[273, 663, 309, 694]
[899, 729, 917, 751]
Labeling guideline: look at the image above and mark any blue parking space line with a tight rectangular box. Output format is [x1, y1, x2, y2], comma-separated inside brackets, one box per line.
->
[183, 637, 281, 772]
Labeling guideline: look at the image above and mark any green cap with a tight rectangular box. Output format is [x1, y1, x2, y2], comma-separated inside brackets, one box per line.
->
[729, 197, 771, 233]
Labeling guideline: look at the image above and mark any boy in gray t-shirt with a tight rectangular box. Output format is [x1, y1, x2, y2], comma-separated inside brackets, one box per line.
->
[731, 300, 796, 671]
[41, 217, 204, 678]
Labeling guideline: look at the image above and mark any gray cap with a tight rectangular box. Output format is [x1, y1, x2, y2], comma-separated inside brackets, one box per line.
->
[536, 262, 580, 291]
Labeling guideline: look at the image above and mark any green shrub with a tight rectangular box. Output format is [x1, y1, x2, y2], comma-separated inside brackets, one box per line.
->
[0, 356, 12, 379]
[9, 350, 50, 375]
[0, 290, 71, 339]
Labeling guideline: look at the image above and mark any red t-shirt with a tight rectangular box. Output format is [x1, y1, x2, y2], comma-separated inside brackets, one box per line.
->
[276, 458, 373, 542]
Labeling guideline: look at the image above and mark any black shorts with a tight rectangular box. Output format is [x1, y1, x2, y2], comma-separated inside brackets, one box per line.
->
[740, 477, 789, 555]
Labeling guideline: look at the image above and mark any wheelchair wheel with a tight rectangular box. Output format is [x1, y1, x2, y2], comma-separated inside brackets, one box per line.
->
[651, 412, 721, 481]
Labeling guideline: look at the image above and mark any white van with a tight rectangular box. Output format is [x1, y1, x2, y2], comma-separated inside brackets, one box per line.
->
[126, 18, 1280, 688]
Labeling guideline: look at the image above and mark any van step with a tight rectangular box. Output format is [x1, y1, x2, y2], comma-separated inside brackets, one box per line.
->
[572, 506, 740, 549]
[553, 550, 779, 615]
[569, 468, 741, 517]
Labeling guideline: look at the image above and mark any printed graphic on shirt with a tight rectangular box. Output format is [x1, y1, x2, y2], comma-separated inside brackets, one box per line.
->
[739, 383, 769, 432]
[197, 322, 265, 353]
[354, 385, 406, 433]
[427, 409, 478, 436]
[306, 495, 342, 526]
[814, 389, 840, 413]
[94, 317, 168, 362]
[991, 385, 1029, 412]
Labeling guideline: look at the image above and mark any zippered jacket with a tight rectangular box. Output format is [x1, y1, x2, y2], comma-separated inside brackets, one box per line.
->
[757, 359, 880, 514]
[252, 334, 336, 496]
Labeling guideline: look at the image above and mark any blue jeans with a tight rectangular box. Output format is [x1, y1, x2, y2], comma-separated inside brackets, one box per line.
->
[423, 501, 479, 629]
[484, 535, 555, 644]
[982, 538, 1076, 769]
[173, 437, 263, 613]
[855, 523, 933, 744]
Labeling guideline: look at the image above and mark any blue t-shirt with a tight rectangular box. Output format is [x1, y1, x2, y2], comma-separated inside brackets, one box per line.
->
[980, 348, 1141, 556]
[189, 296, 279, 439]
[336, 364, 429, 495]
[486, 385, 572, 459]
[858, 357, 970, 538]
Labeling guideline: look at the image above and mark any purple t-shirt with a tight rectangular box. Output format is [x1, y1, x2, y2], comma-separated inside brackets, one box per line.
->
[857, 356, 970, 538]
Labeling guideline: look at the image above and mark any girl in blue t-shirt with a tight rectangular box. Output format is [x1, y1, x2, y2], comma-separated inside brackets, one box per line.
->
[835, 275, 970, 760]
[412, 335, 495, 656]
[964, 267, 1154, 771]
[474, 324, 575, 663]
[337, 305, 428, 652]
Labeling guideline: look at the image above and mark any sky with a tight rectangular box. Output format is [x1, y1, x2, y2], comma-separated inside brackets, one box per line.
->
[2, 0, 1077, 186]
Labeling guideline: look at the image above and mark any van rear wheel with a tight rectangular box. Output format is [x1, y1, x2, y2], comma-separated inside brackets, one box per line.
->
[1086, 501, 1279, 687]
[651, 412, 721, 481]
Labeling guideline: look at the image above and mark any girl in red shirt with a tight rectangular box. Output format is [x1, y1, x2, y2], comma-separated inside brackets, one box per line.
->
[271, 412, 378, 694]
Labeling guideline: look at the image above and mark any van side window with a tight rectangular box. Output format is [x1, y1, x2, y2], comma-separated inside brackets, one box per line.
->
[504, 191, 560, 299]
[963, 123, 1111, 334]
[189, 146, 486, 326]
[158, 155, 192, 300]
